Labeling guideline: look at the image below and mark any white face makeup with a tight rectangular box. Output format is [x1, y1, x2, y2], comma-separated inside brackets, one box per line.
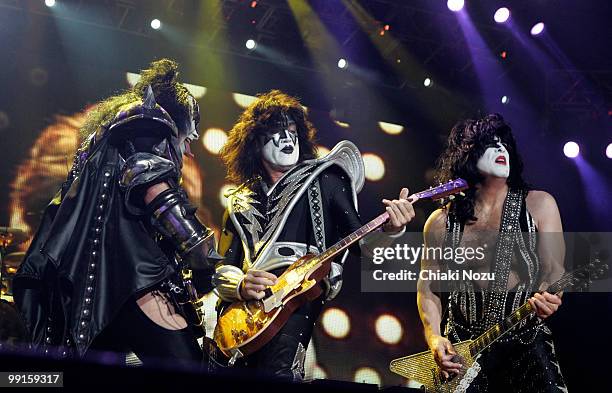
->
[261, 123, 300, 171]
[476, 136, 510, 178]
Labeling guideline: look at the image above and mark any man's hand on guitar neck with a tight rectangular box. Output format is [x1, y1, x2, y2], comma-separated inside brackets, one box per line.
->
[382, 187, 416, 234]
[428, 334, 463, 378]
[528, 290, 562, 319]
[240, 270, 278, 300]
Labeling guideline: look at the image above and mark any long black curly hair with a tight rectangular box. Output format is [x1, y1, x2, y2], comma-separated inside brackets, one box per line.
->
[220, 90, 317, 184]
[435, 113, 529, 224]
[79, 58, 194, 139]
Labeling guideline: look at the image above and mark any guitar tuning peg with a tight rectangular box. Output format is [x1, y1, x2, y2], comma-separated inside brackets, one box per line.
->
[448, 195, 455, 200]
[459, 192, 465, 197]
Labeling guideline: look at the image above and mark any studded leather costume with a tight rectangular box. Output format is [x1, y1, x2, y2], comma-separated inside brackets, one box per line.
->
[444, 190, 567, 392]
[13, 90, 217, 361]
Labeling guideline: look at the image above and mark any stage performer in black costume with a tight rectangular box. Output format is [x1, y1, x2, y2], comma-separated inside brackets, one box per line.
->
[418, 113, 568, 392]
[13, 59, 219, 368]
[213, 90, 416, 380]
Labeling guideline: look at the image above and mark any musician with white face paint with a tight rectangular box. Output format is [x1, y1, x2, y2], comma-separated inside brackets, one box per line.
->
[214, 90, 416, 380]
[417, 114, 567, 392]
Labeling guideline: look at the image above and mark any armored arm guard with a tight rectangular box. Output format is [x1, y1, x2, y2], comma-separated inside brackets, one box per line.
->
[145, 188, 220, 272]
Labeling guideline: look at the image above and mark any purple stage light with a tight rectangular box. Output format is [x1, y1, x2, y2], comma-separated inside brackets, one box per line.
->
[606, 143, 612, 159]
[563, 141, 580, 158]
[494, 7, 510, 23]
[447, 0, 464, 12]
[530, 22, 545, 36]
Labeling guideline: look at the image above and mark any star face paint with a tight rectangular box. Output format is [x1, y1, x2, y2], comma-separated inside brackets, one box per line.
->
[476, 136, 510, 178]
[260, 113, 299, 171]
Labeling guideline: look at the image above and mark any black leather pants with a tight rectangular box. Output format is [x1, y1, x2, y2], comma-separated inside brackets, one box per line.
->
[241, 296, 324, 381]
[88, 298, 203, 370]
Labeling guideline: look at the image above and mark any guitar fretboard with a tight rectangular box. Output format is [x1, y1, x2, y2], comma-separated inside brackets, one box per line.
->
[468, 267, 589, 356]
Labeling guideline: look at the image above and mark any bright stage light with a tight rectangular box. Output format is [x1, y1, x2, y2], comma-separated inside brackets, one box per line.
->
[447, 0, 464, 12]
[316, 145, 330, 158]
[423, 77, 433, 87]
[219, 184, 236, 208]
[354, 367, 382, 386]
[606, 143, 612, 159]
[378, 121, 404, 135]
[321, 307, 350, 339]
[362, 153, 385, 181]
[150, 19, 161, 30]
[501, 95, 510, 104]
[337, 58, 348, 69]
[494, 7, 510, 23]
[563, 141, 580, 158]
[530, 22, 545, 36]
[245, 39, 257, 50]
[45, 0, 56, 7]
[312, 364, 327, 380]
[202, 128, 228, 155]
[375, 314, 403, 345]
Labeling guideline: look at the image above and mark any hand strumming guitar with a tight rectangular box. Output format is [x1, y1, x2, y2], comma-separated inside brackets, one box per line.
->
[428, 334, 463, 379]
[240, 270, 278, 300]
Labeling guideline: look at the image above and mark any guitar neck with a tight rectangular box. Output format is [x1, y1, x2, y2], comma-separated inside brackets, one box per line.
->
[468, 269, 580, 356]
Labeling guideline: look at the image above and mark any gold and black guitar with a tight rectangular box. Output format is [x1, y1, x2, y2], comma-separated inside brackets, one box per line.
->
[213, 179, 469, 364]
[389, 258, 608, 393]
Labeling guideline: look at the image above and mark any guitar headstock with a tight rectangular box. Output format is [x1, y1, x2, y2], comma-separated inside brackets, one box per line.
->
[549, 257, 610, 293]
[415, 178, 468, 201]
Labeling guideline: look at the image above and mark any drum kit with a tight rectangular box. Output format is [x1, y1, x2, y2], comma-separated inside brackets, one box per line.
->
[0, 226, 28, 304]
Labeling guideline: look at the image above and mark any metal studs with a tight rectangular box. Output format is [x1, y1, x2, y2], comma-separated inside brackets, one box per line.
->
[103, 182, 108, 188]
[47, 326, 52, 332]
[98, 204, 104, 211]
[80, 321, 88, 328]
[91, 251, 97, 258]
[85, 298, 92, 305]
[94, 227, 101, 234]
[104, 172, 111, 177]
[90, 263, 96, 269]
[86, 286, 93, 293]
[78, 334, 85, 341]
[82, 309, 90, 317]
[45, 337, 52, 344]
[101, 194, 107, 200]
[88, 275, 94, 282]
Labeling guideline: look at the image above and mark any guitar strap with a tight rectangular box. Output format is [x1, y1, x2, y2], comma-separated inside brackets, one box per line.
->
[307, 178, 326, 252]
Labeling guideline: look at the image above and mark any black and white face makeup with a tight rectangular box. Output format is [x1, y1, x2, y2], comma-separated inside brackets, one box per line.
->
[260, 113, 300, 171]
[476, 136, 510, 178]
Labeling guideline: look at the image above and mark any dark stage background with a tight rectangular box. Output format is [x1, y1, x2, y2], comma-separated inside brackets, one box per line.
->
[0, 0, 610, 390]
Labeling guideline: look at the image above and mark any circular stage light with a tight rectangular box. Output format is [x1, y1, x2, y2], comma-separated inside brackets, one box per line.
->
[150, 19, 161, 30]
[423, 77, 432, 87]
[337, 58, 348, 69]
[316, 145, 330, 158]
[563, 141, 579, 158]
[354, 367, 382, 386]
[530, 22, 545, 36]
[362, 153, 385, 181]
[202, 128, 228, 155]
[378, 121, 404, 135]
[45, 0, 56, 7]
[501, 95, 510, 104]
[447, 0, 464, 12]
[375, 314, 403, 345]
[219, 183, 236, 208]
[321, 307, 350, 339]
[494, 7, 510, 23]
[245, 39, 257, 50]
[606, 143, 612, 159]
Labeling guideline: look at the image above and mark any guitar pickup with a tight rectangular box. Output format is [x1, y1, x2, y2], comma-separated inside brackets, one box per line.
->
[262, 288, 284, 313]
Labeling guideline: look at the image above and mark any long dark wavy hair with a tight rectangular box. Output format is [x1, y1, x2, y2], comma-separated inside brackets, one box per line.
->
[220, 90, 317, 184]
[79, 58, 193, 140]
[435, 113, 529, 224]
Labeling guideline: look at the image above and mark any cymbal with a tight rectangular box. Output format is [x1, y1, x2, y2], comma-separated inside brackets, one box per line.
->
[0, 227, 28, 247]
[3, 252, 25, 270]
